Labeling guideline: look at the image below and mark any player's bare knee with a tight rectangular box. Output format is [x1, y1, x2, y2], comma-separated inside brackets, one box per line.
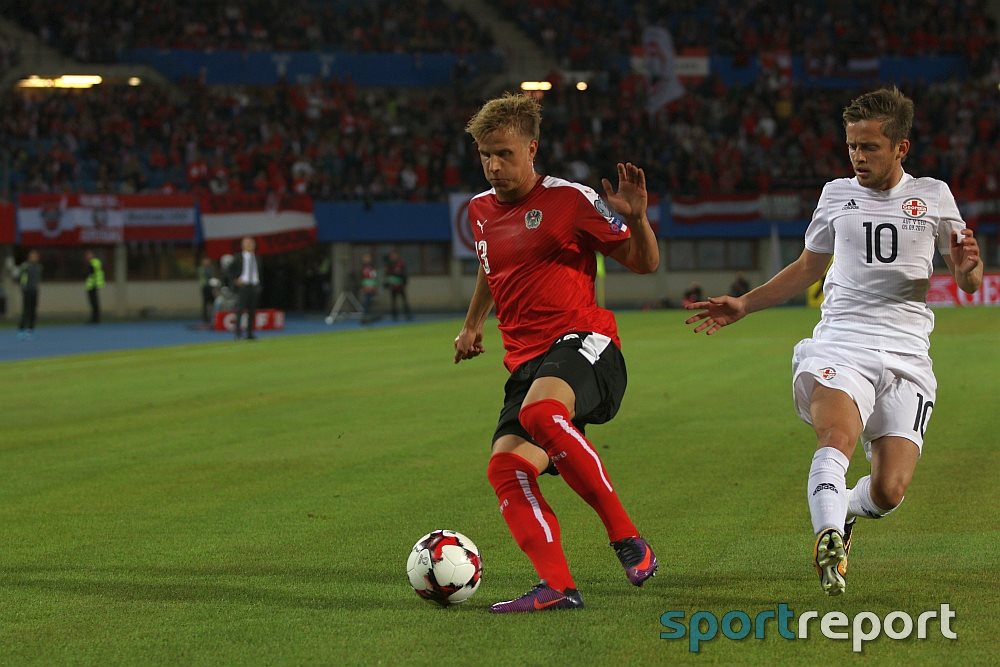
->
[871, 478, 907, 510]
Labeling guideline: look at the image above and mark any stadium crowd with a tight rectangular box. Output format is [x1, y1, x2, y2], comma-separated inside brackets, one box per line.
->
[3, 74, 997, 204]
[0, 0, 495, 61]
[502, 0, 998, 75]
[0, 0, 996, 204]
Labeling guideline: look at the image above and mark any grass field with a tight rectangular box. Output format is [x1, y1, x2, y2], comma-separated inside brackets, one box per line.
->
[1, 307, 997, 665]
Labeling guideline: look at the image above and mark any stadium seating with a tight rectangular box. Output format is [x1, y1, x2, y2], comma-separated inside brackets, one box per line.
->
[0, 0, 996, 202]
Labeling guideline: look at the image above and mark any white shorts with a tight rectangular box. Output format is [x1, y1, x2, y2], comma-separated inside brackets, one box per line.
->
[791, 339, 937, 459]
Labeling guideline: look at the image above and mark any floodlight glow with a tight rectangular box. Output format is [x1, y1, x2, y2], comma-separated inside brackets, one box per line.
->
[17, 74, 103, 89]
[520, 81, 553, 91]
[576, 81, 588, 91]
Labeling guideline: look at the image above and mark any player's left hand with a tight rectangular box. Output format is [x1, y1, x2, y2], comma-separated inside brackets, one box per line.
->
[602, 162, 647, 223]
[950, 228, 981, 274]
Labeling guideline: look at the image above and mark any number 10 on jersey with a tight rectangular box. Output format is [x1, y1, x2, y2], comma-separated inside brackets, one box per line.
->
[863, 221, 898, 264]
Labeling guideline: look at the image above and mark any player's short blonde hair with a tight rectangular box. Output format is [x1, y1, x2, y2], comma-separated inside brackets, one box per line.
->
[465, 92, 541, 143]
[842, 87, 914, 146]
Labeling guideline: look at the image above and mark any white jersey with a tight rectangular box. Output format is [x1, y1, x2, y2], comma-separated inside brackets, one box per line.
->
[804, 172, 965, 355]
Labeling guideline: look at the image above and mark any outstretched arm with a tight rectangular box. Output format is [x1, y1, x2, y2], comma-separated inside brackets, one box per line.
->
[685, 248, 832, 335]
[943, 228, 982, 294]
[454, 265, 494, 363]
[604, 163, 659, 274]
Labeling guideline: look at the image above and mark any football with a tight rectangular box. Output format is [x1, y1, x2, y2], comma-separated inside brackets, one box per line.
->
[406, 529, 482, 607]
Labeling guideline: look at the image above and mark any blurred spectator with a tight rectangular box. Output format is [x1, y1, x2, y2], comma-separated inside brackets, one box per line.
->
[383, 249, 412, 321]
[359, 253, 380, 325]
[728, 272, 750, 297]
[198, 256, 216, 323]
[682, 282, 704, 307]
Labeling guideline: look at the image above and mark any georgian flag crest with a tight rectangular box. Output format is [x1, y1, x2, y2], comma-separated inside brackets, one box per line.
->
[902, 198, 927, 218]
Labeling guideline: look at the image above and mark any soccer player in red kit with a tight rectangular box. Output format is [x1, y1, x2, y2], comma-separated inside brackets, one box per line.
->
[454, 93, 660, 613]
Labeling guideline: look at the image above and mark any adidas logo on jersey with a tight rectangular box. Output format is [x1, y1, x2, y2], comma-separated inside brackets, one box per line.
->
[842, 199, 859, 210]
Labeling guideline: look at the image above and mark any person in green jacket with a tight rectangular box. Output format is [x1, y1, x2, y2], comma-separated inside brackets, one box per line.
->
[84, 249, 105, 324]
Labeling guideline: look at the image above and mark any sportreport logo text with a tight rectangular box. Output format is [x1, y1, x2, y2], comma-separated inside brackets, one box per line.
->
[659, 603, 956, 653]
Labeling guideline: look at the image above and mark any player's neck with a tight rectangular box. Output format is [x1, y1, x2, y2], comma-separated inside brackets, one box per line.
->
[497, 173, 541, 203]
[874, 166, 905, 192]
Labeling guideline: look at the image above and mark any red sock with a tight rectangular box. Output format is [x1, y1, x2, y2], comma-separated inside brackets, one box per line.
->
[486, 452, 575, 592]
[520, 399, 638, 542]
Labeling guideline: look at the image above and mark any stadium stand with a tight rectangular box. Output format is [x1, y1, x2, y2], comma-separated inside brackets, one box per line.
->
[0, 0, 995, 314]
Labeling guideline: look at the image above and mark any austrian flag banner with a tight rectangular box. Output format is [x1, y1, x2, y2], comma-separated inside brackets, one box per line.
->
[669, 194, 762, 224]
[200, 193, 317, 259]
[18, 193, 196, 245]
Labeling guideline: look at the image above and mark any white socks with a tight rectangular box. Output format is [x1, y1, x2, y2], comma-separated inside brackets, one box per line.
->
[847, 475, 898, 519]
[808, 447, 850, 535]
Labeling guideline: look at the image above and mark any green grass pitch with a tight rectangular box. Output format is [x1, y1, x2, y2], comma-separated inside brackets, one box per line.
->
[1, 308, 997, 665]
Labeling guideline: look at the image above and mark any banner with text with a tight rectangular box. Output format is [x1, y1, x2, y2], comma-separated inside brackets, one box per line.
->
[18, 193, 196, 245]
[201, 193, 316, 259]
[927, 273, 1000, 307]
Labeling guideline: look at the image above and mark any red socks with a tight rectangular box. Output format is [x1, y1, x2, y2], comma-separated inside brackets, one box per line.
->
[487, 452, 575, 592]
[519, 399, 638, 542]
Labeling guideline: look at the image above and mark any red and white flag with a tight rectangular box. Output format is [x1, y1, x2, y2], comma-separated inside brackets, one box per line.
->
[670, 194, 762, 224]
[201, 193, 316, 259]
[18, 193, 196, 245]
[641, 26, 686, 114]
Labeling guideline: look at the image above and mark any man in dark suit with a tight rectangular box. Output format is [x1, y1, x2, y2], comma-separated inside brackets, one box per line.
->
[229, 236, 261, 340]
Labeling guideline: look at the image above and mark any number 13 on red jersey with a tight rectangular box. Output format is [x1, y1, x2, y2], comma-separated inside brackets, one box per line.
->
[477, 240, 491, 274]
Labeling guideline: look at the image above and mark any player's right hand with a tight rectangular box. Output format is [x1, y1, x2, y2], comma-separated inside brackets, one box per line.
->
[684, 296, 747, 335]
[454, 328, 485, 363]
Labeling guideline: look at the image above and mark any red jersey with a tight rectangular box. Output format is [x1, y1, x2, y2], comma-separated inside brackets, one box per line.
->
[468, 175, 631, 372]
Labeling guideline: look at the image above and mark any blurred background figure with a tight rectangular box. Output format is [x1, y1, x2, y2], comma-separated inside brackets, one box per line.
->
[229, 237, 261, 340]
[384, 250, 412, 321]
[84, 250, 104, 324]
[359, 253, 380, 325]
[682, 282, 703, 308]
[13, 249, 41, 338]
[729, 272, 751, 297]
[198, 257, 217, 323]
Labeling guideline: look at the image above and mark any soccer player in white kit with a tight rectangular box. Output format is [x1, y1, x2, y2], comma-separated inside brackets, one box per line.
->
[684, 87, 983, 595]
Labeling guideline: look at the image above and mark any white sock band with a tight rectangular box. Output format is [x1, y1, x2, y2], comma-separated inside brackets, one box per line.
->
[808, 447, 850, 535]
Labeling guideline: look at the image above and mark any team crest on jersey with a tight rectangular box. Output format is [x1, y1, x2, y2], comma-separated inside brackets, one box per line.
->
[902, 198, 927, 218]
[524, 209, 542, 229]
[819, 367, 837, 380]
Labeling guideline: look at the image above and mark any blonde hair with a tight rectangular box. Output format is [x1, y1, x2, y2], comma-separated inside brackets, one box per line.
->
[465, 92, 542, 143]
[842, 86, 914, 146]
